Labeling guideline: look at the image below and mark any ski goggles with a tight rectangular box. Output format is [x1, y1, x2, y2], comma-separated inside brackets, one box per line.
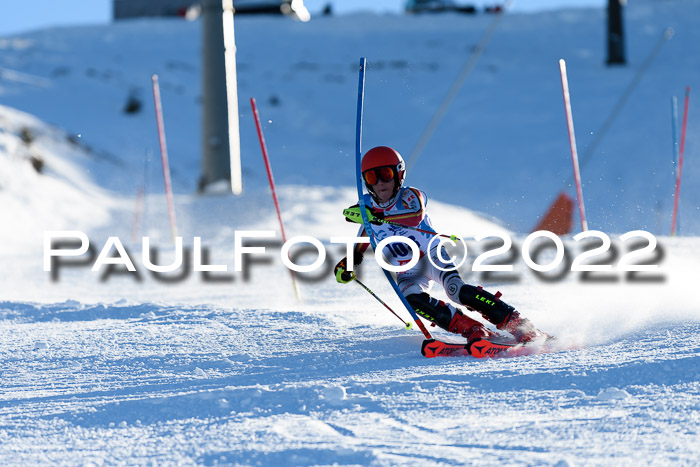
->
[362, 166, 395, 185]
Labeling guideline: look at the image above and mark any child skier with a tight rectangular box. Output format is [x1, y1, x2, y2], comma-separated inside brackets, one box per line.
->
[334, 146, 544, 343]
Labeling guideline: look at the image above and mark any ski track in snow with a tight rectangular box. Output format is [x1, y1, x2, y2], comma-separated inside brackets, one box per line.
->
[1, 166, 699, 464]
[1, 272, 699, 465]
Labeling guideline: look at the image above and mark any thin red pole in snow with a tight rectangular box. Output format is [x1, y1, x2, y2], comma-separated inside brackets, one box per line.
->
[151, 74, 178, 240]
[671, 86, 690, 236]
[250, 97, 300, 299]
[559, 59, 588, 232]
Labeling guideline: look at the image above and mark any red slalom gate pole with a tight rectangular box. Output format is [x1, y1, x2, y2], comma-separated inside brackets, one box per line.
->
[671, 86, 690, 236]
[559, 59, 588, 232]
[151, 74, 178, 240]
[250, 97, 300, 299]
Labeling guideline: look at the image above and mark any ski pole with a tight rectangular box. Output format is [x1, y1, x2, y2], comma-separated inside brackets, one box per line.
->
[343, 208, 459, 241]
[352, 275, 412, 330]
[376, 218, 459, 241]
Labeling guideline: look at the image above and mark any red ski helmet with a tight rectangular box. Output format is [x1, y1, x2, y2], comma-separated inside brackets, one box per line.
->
[361, 146, 406, 202]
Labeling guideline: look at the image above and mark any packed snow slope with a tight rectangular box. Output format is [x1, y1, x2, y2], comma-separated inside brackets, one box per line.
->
[1, 107, 700, 466]
[0, 0, 698, 233]
[1, 0, 700, 465]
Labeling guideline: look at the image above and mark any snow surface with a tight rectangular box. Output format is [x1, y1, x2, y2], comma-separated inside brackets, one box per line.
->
[1, 0, 700, 465]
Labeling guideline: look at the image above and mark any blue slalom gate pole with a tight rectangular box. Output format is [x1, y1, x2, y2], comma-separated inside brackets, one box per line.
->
[671, 96, 680, 231]
[354, 57, 432, 339]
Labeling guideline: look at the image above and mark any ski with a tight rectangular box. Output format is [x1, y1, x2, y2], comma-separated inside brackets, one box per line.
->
[421, 339, 469, 358]
[421, 336, 553, 359]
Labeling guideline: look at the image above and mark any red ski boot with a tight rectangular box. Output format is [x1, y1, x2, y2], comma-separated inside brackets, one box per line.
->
[448, 311, 492, 342]
[498, 311, 543, 343]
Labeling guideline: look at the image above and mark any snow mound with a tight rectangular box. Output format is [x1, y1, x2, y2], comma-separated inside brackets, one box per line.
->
[596, 387, 631, 401]
[0, 105, 120, 254]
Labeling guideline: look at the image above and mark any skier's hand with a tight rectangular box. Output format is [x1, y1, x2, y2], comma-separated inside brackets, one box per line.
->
[334, 257, 355, 284]
[368, 207, 384, 225]
[343, 204, 366, 224]
[343, 204, 384, 225]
